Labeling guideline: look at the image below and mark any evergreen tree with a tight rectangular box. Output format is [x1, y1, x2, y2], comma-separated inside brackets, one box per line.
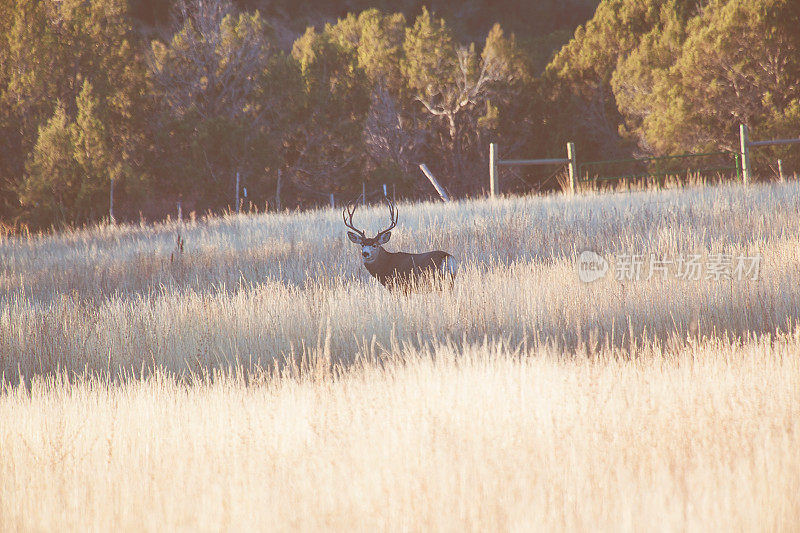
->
[72, 80, 117, 217]
[631, 0, 800, 158]
[4, 0, 149, 227]
[286, 24, 370, 202]
[149, 0, 278, 209]
[545, 0, 668, 158]
[18, 105, 85, 226]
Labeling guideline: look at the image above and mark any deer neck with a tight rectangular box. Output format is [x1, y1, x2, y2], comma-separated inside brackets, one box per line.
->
[364, 247, 392, 275]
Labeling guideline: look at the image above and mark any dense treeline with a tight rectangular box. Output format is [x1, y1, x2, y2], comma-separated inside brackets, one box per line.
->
[1, 0, 798, 229]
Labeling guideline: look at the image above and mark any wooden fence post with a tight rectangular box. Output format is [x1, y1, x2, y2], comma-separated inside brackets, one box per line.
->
[567, 142, 577, 194]
[739, 123, 750, 185]
[419, 164, 451, 201]
[778, 159, 784, 181]
[489, 142, 498, 197]
[329, 193, 335, 208]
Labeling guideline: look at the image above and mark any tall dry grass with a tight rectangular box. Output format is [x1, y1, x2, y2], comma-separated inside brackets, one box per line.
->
[1, 338, 799, 531]
[1, 181, 799, 530]
[2, 181, 799, 379]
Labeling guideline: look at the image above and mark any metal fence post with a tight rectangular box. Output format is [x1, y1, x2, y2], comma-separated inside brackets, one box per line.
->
[489, 142, 498, 198]
[567, 142, 577, 194]
[739, 123, 750, 185]
[109, 177, 115, 223]
[734, 152, 741, 182]
[275, 169, 282, 211]
[235, 171, 240, 213]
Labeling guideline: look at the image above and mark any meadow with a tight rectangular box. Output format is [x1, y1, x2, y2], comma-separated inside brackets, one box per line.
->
[1, 181, 799, 530]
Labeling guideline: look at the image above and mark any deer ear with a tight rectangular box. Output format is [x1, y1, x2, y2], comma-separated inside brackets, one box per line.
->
[347, 231, 362, 244]
[376, 231, 391, 245]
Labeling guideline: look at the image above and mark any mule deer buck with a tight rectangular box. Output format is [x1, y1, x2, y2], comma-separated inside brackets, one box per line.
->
[343, 196, 456, 290]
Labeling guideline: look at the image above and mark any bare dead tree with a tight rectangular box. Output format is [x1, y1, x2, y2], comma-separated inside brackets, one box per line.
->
[364, 84, 427, 177]
[408, 38, 524, 192]
[414, 44, 510, 141]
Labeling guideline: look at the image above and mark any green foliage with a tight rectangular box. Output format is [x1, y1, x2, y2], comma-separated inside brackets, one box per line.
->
[4, 0, 800, 228]
[149, 2, 278, 207]
[17, 82, 120, 226]
[548, 0, 663, 87]
[286, 23, 370, 199]
[0, 1, 571, 225]
[73, 81, 116, 188]
[545, 0, 800, 173]
[609, 1, 696, 154]
[327, 9, 407, 88]
[19, 105, 89, 226]
[605, 0, 800, 166]
[323, 10, 420, 195]
[544, 0, 675, 158]
[401, 8, 458, 98]
[2, 0, 148, 227]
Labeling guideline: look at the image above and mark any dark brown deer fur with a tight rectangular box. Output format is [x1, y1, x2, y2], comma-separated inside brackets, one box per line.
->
[343, 196, 456, 290]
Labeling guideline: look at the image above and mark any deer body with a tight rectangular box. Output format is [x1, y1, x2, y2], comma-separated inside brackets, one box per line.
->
[344, 196, 456, 290]
[363, 248, 454, 288]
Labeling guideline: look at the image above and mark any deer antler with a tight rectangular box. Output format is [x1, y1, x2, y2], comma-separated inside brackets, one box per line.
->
[342, 195, 366, 237]
[376, 195, 398, 238]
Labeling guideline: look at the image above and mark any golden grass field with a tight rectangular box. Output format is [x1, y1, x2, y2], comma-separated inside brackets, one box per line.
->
[1, 181, 799, 530]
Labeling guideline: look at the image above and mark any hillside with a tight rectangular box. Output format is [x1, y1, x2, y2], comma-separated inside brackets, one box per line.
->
[131, 0, 600, 48]
[1, 181, 799, 529]
[2, 0, 798, 232]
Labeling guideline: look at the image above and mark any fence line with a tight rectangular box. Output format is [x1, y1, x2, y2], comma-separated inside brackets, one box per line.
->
[489, 142, 577, 196]
[749, 139, 800, 147]
[115, 124, 800, 222]
[578, 151, 740, 184]
[485, 124, 796, 197]
[740, 123, 800, 184]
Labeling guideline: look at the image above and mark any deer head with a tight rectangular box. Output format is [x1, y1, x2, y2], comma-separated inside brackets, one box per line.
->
[343, 195, 398, 264]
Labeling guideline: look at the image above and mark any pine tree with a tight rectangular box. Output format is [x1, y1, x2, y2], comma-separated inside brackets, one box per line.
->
[19, 105, 83, 226]
[286, 24, 370, 201]
[611, 0, 800, 164]
[5, 0, 149, 227]
[149, 0, 278, 209]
